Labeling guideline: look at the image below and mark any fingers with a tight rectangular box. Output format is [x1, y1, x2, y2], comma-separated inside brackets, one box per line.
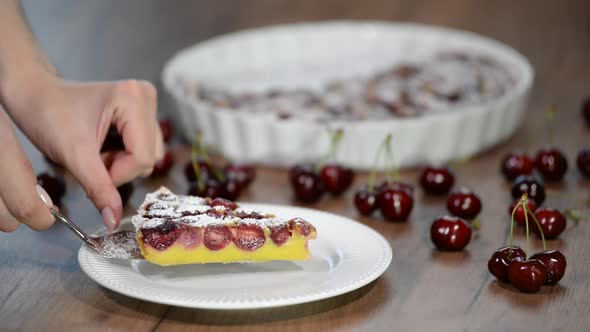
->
[0, 112, 55, 231]
[108, 80, 161, 185]
[67, 150, 122, 231]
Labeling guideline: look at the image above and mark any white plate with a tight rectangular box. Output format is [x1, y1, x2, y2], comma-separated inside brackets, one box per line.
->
[162, 21, 533, 169]
[78, 204, 392, 309]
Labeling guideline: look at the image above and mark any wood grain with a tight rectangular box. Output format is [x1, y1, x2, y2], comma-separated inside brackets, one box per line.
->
[1, 0, 589, 330]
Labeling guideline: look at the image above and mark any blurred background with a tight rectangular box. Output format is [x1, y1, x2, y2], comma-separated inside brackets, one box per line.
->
[21, 0, 589, 125]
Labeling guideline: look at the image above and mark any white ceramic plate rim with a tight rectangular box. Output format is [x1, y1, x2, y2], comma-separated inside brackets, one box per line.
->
[78, 204, 393, 309]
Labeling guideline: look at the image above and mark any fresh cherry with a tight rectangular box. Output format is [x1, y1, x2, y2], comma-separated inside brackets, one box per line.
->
[507, 257, 547, 293]
[508, 198, 537, 226]
[577, 149, 590, 177]
[379, 185, 414, 221]
[530, 250, 566, 285]
[582, 96, 590, 126]
[225, 164, 256, 187]
[159, 119, 173, 143]
[184, 159, 213, 183]
[354, 185, 379, 216]
[487, 246, 527, 282]
[151, 151, 174, 177]
[511, 175, 545, 205]
[101, 126, 124, 152]
[532, 208, 567, 239]
[430, 216, 471, 251]
[500, 152, 534, 181]
[291, 171, 324, 203]
[289, 163, 315, 186]
[117, 182, 134, 206]
[320, 164, 354, 195]
[222, 179, 243, 201]
[36, 173, 66, 205]
[446, 188, 482, 220]
[188, 178, 224, 199]
[535, 148, 568, 181]
[419, 166, 455, 195]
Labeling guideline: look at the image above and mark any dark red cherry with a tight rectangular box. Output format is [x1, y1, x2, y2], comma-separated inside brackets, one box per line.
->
[291, 171, 324, 203]
[289, 163, 315, 186]
[535, 148, 568, 181]
[430, 216, 471, 251]
[508, 198, 537, 226]
[117, 182, 134, 206]
[379, 186, 414, 222]
[184, 159, 213, 183]
[159, 119, 173, 143]
[530, 250, 566, 285]
[36, 173, 66, 204]
[232, 224, 265, 251]
[225, 164, 256, 187]
[222, 179, 242, 201]
[582, 96, 590, 126]
[204, 225, 232, 250]
[320, 164, 355, 195]
[354, 186, 379, 216]
[501, 152, 534, 181]
[446, 188, 482, 220]
[487, 246, 527, 282]
[511, 175, 545, 205]
[507, 257, 548, 293]
[532, 207, 567, 239]
[151, 151, 174, 177]
[378, 180, 414, 195]
[419, 166, 455, 195]
[100, 126, 124, 152]
[577, 149, 590, 177]
[269, 225, 291, 246]
[141, 221, 182, 250]
[210, 197, 238, 210]
[187, 179, 224, 199]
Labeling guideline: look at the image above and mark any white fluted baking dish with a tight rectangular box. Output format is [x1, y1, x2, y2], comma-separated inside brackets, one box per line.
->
[162, 21, 533, 169]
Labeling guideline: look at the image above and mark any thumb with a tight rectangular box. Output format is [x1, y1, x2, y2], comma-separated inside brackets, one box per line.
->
[68, 151, 123, 231]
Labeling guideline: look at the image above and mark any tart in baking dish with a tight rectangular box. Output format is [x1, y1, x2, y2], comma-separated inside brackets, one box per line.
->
[132, 187, 317, 266]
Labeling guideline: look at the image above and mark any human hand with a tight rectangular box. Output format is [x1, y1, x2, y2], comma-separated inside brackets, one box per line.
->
[2, 75, 163, 231]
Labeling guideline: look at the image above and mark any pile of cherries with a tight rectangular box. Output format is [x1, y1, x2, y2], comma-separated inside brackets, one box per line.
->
[289, 130, 354, 203]
[488, 195, 566, 293]
[419, 165, 483, 251]
[353, 135, 414, 222]
[184, 136, 256, 201]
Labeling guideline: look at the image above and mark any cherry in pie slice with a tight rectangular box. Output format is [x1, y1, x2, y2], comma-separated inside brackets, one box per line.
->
[132, 187, 317, 266]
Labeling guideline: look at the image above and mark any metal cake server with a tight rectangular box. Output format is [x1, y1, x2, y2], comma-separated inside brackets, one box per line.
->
[51, 209, 144, 259]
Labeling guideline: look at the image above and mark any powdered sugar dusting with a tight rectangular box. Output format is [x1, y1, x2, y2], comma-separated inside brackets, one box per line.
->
[132, 187, 289, 230]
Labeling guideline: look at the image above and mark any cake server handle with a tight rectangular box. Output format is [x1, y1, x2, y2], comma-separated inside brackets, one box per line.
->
[51, 209, 99, 249]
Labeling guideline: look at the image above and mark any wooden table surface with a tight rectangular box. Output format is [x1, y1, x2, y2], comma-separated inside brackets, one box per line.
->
[2, 1, 590, 331]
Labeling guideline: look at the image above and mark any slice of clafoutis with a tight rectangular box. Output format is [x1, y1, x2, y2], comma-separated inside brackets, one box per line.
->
[132, 187, 317, 266]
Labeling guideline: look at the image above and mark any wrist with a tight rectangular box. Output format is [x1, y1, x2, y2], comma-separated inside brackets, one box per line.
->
[0, 67, 59, 117]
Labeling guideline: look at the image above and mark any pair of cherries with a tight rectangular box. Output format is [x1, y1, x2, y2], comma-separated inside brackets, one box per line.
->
[418, 166, 482, 251]
[289, 129, 354, 203]
[501, 149, 568, 182]
[488, 195, 567, 293]
[352, 135, 414, 222]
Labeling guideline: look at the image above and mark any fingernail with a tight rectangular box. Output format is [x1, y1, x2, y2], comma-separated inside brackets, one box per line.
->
[36, 184, 54, 208]
[101, 207, 118, 231]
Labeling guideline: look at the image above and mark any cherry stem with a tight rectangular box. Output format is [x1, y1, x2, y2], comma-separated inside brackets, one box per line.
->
[525, 203, 547, 252]
[196, 135, 225, 182]
[526, 105, 554, 154]
[191, 134, 205, 191]
[317, 128, 344, 172]
[384, 136, 399, 181]
[367, 134, 391, 193]
[508, 197, 520, 259]
[523, 196, 531, 259]
[448, 154, 471, 169]
[471, 219, 481, 231]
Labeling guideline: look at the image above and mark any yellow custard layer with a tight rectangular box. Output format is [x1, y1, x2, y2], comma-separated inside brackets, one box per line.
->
[140, 235, 314, 266]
